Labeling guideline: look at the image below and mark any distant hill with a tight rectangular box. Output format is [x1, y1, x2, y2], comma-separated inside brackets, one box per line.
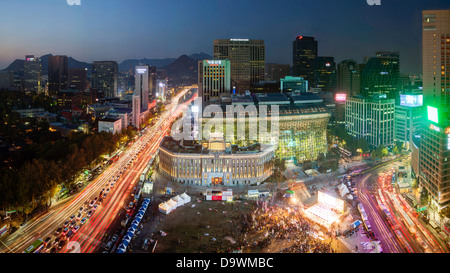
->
[2, 54, 91, 76]
[161, 55, 199, 85]
[2, 52, 211, 84]
[118, 52, 211, 71]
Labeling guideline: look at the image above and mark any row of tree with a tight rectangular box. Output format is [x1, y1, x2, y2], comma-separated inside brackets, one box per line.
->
[0, 128, 135, 216]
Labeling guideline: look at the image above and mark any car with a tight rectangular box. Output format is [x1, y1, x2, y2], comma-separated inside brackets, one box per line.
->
[105, 241, 113, 251]
[73, 225, 80, 233]
[106, 188, 110, 193]
[44, 236, 52, 245]
[89, 200, 95, 207]
[55, 227, 63, 235]
[84, 207, 90, 214]
[62, 227, 69, 236]
[63, 220, 70, 227]
[103, 193, 107, 199]
[80, 217, 87, 225]
[87, 210, 94, 218]
[57, 240, 66, 250]
[110, 183, 114, 188]
[142, 238, 149, 250]
[111, 234, 119, 243]
[76, 213, 82, 221]
[53, 237, 61, 246]
[70, 215, 76, 221]
[70, 220, 77, 228]
[50, 247, 57, 253]
[66, 230, 74, 239]
[93, 197, 98, 203]
[93, 204, 98, 211]
[78, 207, 84, 213]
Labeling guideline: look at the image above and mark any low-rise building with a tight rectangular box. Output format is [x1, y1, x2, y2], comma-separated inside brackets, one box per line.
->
[98, 117, 122, 134]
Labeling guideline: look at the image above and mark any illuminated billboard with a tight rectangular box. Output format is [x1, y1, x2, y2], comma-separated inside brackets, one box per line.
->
[335, 93, 347, 102]
[318, 191, 346, 213]
[427, 106, 439, 124]
[400, 94, 423, 107]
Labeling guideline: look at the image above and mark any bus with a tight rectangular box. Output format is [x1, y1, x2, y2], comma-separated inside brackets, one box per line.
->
[108, 151, 123, 165]
[23, 239, 44, 253]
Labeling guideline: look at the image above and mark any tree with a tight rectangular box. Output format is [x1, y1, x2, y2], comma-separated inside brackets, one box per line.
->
[356, 138, 370, 153]
[372, 145, 388, 160]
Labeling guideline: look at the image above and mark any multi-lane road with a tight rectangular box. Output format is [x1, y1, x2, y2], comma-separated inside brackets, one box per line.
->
[355, 156, 449, 253]
[0, 88, 195, 253]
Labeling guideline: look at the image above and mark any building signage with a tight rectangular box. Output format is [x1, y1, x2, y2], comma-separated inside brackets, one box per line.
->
[335, 93, 347, 102]
[400, 94, 423, 107]
[429, 124, 441, 132]
[230, 39, 249, 42]
[136, 68, 147, 74]
[427, 106, 439, 123]
[206, 60, 222, 65]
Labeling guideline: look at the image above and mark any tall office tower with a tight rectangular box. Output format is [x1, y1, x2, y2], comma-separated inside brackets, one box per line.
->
[23, 55, 42, 94]
[313, 56, 336, 92]
[293, 36, 317, 87]
[68, 68, 88, 91]
[132, 95, 141, 128]
[91, 61, 118, 98]
[361, 51, 400, 99]
[48, 55, 68, 96]
[337, 60, 361, 97]
[213, 39, 265, 93]
[265, 63, 290, 81]
[148, 66, 157, 99]
[419, 10, 450, 212]
[198, 60, 231, 103]
[345, 94, 395, 148]
[134, 66, 149, 111]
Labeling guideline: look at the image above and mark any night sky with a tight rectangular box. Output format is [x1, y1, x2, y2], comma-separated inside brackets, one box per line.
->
[0, 0, 449, 74]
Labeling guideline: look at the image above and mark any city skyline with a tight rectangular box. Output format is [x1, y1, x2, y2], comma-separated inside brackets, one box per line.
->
[0, 0, 449, 74]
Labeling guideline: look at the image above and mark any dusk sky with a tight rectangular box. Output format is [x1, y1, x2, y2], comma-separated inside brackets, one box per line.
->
[1, 0, 449, 74]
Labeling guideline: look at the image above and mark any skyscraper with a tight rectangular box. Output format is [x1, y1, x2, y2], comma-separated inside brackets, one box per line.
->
[91, 61, 118, 98]
[132, 95, 141, 128]
[337, 59, 361, 97]
[148, 66, 157, 99]
[313, 56, 336, 92]
[68, 68, 88, 92]
[293, 36, 317, 86]
[23, 55, 42, 94]
[265, 63, 290, 81]
[198, 59, 231, 103]
[134, 65, 149, 111]
[419, 10, 450, 212]
[48, 55, 68, 96]
[361, 51, 400, 100]
[213, 39, 265, 93]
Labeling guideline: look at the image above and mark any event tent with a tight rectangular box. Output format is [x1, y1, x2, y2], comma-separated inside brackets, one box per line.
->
[171, 195, 184, 207]
[166, 199, 177, 210]
[180, 192, 191, 204]
[158, 202, 171, 215]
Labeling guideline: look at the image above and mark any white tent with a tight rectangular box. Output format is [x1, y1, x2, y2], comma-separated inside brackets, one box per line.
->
[337, 183, 349, 198]
[166, 199, 177, 210]
[171, 195, 184, 207]
[180, 192, 191, 204]
[158, 202, 171, 215]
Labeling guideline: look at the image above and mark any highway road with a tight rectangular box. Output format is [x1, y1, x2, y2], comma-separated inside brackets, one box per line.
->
[0, 88, 196, 253]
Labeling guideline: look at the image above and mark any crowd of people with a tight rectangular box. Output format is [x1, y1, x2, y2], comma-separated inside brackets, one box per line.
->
[239, 198, 334, 253]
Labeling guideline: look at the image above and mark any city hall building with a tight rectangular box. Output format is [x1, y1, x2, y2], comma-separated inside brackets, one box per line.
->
[158, 134, 275, 186]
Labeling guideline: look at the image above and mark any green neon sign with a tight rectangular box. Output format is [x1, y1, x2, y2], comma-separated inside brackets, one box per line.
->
[427, 106, 439, 123]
